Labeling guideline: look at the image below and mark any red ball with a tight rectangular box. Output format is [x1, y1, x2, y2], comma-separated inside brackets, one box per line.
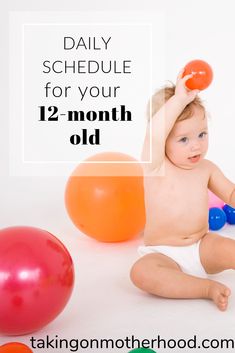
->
[0, 226, 74, 335]
[183, 60, 213, 90]
[0, 342, 33, 353]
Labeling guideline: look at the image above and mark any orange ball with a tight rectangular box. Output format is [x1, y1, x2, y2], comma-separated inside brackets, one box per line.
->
[0, 343, 33, 353]
[183, 59, 213, 90]
[65, 152, 146, 242]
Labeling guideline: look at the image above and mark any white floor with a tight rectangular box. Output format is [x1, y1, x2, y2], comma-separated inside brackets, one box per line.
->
[1, 176, 235, 353]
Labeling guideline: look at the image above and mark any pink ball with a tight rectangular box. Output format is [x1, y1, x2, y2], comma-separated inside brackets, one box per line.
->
[208, 191, 224, 208]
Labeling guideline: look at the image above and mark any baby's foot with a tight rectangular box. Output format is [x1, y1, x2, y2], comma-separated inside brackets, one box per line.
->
[208, 281, 231, 311]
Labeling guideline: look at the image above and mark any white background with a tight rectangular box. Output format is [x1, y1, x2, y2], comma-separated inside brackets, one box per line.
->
[1, 1, 235, 353]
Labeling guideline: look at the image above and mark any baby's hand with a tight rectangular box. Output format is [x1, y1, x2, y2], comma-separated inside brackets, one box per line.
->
[175, 69, 200, 105]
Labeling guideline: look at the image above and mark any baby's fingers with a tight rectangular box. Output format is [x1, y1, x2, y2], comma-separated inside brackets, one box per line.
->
[181, 73, 195, 84]
[176, 68, 185, 81]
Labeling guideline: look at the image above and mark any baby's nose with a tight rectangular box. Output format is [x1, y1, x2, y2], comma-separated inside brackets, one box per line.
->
[190, 140, 200, 151]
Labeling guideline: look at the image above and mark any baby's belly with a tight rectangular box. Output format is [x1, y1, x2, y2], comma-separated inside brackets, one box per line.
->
[144, 206, 209, 246]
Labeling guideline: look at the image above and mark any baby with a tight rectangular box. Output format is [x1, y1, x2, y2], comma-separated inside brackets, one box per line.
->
[130, 70, 235, 311]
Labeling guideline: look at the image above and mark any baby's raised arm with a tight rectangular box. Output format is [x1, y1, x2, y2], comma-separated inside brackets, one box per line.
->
[142, 70, 199, 173]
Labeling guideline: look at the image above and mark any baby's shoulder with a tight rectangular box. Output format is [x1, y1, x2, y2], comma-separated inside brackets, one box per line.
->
[199, 159, 218, 175]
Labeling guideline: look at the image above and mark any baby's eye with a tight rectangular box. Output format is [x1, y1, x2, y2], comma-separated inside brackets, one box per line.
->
[179, 137, 188, 143]
[198, 132, 208, 138]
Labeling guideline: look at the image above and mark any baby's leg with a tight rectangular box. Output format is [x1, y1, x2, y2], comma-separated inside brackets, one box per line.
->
[130, 253, 230, 311]
[200, 232, 235, 273]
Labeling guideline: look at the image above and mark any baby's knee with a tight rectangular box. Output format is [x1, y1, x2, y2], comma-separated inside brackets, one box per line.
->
[130, 258, 153, 290]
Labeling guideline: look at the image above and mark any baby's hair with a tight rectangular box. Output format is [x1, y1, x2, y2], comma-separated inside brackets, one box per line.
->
[147, 82, 205, 121]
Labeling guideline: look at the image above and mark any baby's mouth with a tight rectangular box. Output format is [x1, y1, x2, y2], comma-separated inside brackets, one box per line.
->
[188, 154, 201, 163]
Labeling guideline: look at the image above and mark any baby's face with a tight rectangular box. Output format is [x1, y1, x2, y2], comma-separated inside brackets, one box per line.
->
[165, 107, 208, 169]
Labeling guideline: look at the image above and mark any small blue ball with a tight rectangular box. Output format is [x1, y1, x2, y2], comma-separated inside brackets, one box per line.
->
[209, 207, 227, 231]
[223, 204, 235, 224]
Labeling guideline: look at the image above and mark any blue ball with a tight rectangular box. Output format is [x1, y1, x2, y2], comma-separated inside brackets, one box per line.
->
[223, 204, 235, 224]
[209, 207, 227, 231]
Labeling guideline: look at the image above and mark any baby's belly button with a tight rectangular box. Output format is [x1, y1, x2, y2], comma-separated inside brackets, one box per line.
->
[182, 235, 194, 240]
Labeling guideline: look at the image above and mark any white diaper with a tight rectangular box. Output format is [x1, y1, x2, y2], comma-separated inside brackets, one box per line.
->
[138, 241, 207, 278]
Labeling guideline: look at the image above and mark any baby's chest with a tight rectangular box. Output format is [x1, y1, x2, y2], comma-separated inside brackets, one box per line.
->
[160, 177, 206, 200]
[145, 170, 209, 207]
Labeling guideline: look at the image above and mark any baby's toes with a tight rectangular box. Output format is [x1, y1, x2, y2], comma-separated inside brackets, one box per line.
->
[223, 287, 231, 298]
[218, 294, 228, 311]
